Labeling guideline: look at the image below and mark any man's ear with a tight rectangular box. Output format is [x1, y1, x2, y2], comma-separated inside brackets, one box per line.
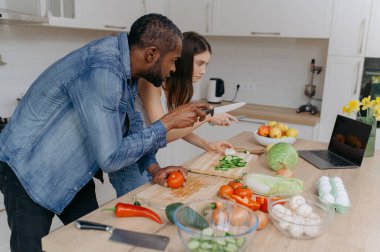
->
[145, 46, 159, 63]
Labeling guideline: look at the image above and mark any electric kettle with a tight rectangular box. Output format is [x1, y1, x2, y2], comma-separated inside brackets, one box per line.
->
[207, 78, 225, 103]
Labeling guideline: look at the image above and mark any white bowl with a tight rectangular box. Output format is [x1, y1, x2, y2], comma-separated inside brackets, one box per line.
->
[253, 131, 296, 146]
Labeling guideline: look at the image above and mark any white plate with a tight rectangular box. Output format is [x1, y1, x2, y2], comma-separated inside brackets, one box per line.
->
[253, 131, 296, 146]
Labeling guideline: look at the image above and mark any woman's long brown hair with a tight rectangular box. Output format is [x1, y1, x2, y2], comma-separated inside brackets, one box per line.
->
[165, 32, 212, 111]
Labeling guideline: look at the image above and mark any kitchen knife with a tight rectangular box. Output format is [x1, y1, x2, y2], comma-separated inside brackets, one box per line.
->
[203, 102, 246, 116]
[75, 220, 169, 251]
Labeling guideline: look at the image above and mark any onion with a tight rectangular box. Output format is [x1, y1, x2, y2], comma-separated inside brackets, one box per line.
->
[276, 168, 293, 178]
[230, 205, 249, 226]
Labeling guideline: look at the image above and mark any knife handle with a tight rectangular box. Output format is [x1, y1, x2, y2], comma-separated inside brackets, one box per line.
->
[75, 220, 112, 233]
[203, 108, 214, 116]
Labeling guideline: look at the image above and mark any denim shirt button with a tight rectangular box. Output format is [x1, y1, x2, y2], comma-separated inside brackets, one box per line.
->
[74, 186, 78, 191]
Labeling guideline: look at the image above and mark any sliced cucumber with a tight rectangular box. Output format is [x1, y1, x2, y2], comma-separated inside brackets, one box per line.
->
[187, 240, 200, 250]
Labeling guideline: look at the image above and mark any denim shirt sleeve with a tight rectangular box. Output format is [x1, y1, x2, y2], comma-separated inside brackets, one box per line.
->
[67, 67, 166, 173]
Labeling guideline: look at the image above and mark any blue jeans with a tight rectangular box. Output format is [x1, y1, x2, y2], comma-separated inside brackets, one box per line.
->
[109, 163, 151, 198]
[0, 161, 98, 252]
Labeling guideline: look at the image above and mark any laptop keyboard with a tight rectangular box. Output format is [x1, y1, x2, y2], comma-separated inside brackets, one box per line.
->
[312, 150, 353, 167]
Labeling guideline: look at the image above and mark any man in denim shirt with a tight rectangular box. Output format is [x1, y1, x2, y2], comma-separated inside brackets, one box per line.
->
[0, 14, 210, 252]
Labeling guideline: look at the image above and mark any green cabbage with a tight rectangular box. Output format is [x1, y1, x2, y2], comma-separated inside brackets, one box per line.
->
[267, 142, 299, 171]
[244, 173, 304, 196]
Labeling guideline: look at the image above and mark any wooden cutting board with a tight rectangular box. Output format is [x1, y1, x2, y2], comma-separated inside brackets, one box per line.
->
[135, 173, 229, 209]
[183, 152, 258, 179]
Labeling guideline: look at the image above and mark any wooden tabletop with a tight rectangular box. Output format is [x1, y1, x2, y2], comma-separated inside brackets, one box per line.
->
[202, 100, 320, 126]
[42, 132, 379, 252]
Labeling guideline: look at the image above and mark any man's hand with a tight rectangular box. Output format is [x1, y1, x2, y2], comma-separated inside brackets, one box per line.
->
[160, 102, 210, 131]
[149, 165, 188, 187]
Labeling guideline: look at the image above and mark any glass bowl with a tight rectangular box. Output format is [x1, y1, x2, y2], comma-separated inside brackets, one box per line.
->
[253, 131, 296, 146]
[268, 195, 335, 239]
[173, 199, 258, 252]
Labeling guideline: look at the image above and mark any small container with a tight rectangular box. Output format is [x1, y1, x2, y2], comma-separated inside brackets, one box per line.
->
[253, 131, 296, 146]
[317, 176, 351, 214]
[268, 195, 334, 239]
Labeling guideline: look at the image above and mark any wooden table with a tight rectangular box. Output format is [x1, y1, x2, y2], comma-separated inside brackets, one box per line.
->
[42, 132, 380, 252]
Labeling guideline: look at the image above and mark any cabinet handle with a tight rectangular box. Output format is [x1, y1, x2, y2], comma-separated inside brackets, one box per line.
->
[206, 2, 210, 33]
[354, 61, 362, 95]
[251, 32, 280, 36]
[358, 19, 366, 54]
[104, 25, 127, 30]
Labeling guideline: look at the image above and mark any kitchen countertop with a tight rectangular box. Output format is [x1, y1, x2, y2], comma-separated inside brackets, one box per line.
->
[42, 132, 380, 252]
[206, 100, 320, 126]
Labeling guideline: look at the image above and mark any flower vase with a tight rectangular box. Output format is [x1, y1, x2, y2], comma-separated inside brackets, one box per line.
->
[357, 117, 376, 157]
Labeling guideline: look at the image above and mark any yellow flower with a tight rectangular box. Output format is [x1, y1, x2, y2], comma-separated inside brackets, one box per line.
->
[342, 106, 352, 115]
[375, 97, 380, 105]
[361, 96, 373, 110]
[374, 104, 380, 121]
[347, 100, 361, 112]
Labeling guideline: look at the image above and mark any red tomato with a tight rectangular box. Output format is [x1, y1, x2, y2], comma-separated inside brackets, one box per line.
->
[228, 180, 244, 190]
[234, 186, 253, 199]
[219, 185, 234, 198]
[167, 171, 185, 189]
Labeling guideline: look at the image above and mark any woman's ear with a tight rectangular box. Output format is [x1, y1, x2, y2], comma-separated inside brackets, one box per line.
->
[145, 46, 159, 63]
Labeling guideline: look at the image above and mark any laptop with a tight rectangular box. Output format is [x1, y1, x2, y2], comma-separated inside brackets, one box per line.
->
[299, 115, 372, 169]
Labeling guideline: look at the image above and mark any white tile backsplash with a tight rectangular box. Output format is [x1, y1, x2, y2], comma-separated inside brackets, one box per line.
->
[0, 25, 111, 117]
[1, 25, 328, 117]
[201, 36, 328, 110]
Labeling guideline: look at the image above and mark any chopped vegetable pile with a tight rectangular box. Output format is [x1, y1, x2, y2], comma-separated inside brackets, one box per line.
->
[187, 228, 245, 252]
[215, 155, 247, 171]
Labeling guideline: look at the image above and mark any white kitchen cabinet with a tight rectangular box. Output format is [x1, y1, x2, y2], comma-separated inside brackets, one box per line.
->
[319, 56, 364, 142]
[48, 0, 146, 31]
[213, 0, 332, 38]
[328, 0, 372, 57]
[168, 0, 213, 34]
[366, 0, 380, 57]
[74, 0, 143, 31]
[142, 0, 168, 15]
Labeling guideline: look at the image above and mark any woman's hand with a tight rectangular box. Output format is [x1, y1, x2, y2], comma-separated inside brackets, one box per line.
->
[208, 113, 239, 126]
[206, 141, 234, 154]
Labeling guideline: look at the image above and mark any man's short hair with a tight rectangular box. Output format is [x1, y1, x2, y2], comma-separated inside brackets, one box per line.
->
[129, 13, 182, 55]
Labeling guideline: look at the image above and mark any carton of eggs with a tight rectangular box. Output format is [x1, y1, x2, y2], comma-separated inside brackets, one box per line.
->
[317, 176, 350, 213]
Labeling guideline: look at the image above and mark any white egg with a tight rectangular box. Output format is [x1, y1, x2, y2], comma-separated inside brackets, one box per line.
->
[272, 204, 286, 218]
[296, 204, 313, 217]
[279, 215, 293, 230]
[332, 176, 343, 185]
[322, 194, 335, 204]
[290, 195, 306, 210]
[284, 208, 293, 216]
[288, 224, 304, 237]
[304, 218, 321, 237]
[334, 183, 345, 191]
[318, 180, 331, 187]
[335, 187, 348, 196]
[224, 148, 236, 156]
[319, 176, 330, 183]
[309, 212, 321, 223]
[319, 184, 332, 194]
[336, 196, 350, 207]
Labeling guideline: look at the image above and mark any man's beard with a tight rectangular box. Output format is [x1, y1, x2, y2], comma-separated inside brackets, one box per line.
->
[140, 59, 164, 87]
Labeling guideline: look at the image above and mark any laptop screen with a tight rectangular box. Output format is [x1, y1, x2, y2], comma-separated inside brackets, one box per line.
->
[328, 115, 372, 165]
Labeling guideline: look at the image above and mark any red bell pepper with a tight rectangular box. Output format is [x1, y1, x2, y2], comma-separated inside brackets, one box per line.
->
[230, 194, 260, 211]
[103, 203, 162, 224]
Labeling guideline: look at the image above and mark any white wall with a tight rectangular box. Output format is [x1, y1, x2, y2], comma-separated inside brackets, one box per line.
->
[0, 24, 111, 117]
[201, 36, 329, 110]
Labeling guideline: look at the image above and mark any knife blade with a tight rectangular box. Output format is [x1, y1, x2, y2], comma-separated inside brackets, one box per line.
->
[203, 102, 246, 116]
[75, 220, 169, 251]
